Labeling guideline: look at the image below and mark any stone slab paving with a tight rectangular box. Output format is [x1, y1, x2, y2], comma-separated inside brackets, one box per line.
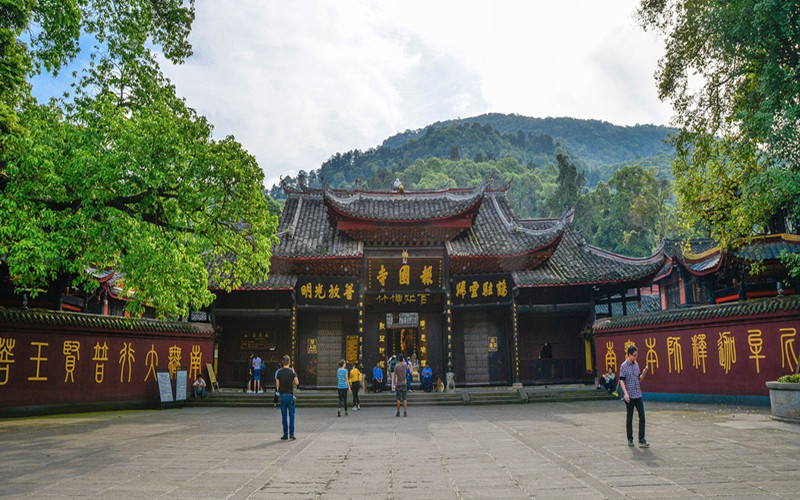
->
[1, 400, 799, 499]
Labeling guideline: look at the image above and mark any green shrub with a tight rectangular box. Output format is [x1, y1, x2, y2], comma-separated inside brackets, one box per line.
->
[777, 374, 800, 383]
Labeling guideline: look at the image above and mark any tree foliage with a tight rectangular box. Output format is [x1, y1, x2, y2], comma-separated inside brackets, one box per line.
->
[0, 1, 278, 317]
[639, 0, 800, 273]
[580, 166, 674, 256]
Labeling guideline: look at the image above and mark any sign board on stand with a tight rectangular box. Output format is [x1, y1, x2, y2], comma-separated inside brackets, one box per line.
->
[206, 363, 220, 393]
[156, 371, 174, 406]
[175, 369, 188, 402]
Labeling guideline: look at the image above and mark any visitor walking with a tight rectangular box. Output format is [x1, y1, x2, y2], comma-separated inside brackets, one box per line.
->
[275, 355, 299, 440]
[337, 359, 351, 417]
[349, 364, 363, 410]
[619, 345, 649, 447]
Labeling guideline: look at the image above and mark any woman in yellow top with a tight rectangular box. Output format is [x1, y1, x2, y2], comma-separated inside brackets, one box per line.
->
[349, 364, 363, 410]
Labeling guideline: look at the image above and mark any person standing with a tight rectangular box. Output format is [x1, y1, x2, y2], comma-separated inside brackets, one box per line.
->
[619, 345, 649, 447]
[275, 355, 299, 440]
[252, 353, 263, 394]
[337, 359, 351, 417]
[246, 353, 254, 393]
[387, 355, 397, 392]
[273, 362, 281, 408]
[349, 364, 363, 410]
[393, 354, 408, 417]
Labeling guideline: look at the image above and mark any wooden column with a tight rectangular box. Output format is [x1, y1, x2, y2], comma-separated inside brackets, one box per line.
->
[512, 300, 520, 384]
[446, 291, 453, 372]
[291, 304, 297, 367]
[358, 291, 364, 364]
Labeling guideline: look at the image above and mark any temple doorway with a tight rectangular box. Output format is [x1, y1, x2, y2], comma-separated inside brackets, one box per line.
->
[389, 327, 419, 362]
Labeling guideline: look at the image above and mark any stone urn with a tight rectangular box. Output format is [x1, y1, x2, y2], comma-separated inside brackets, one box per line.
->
[766, 381, 800, 423]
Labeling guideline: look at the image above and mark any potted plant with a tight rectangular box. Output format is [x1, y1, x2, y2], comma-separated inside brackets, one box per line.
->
[766, 371, 800, 424]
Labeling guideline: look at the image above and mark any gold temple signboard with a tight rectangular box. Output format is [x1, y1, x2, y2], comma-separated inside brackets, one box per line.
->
[296, 276, 359, 306]
[346, 335, 359, 364]
[451, 274, 514, 304]
[366, 257, 443, 291]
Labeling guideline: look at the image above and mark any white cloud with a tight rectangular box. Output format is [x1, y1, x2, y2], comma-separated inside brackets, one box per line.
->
[159, 0, 672, 186]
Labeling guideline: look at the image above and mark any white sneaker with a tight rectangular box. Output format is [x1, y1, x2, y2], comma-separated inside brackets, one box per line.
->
[247, 390, 253, 394]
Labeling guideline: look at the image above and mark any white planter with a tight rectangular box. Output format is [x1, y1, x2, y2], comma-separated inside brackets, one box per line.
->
[766, 381, 800, 424]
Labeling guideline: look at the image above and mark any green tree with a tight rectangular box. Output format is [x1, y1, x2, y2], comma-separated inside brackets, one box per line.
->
[0, 1, 278, 317]
[588, 166, 673, 256]
[545, 153, 585, 216]
[639, 0, 800, 274]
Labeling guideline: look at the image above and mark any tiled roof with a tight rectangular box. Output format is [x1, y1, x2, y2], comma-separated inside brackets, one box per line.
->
[595, 294, 662, 317]
[271, 191, 362, 259]
[322, 181, 485, 222]
[233, 273, 296, 290]
[593, 294, 800, 331]
[446, 192, 565, 257]
[513, 227, 666, 287]
[658, 234, 800, 278]
[209, 272, 296, 291]
[663, 238, 717, 258]
[0, 307, 213, 334]
[733, 234, 800, 261]
[272, 181, 665, 286]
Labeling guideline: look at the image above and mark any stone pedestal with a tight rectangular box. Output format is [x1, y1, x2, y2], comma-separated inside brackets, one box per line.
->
[766, 381, 800, 424]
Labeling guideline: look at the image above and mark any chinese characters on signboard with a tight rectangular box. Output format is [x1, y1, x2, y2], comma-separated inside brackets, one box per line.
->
[0, 337, 207, 387]
[296, 277, 359, 306]
[239, 331, 274, 352]
[367, 257, 443, 291]
[601, 327, 798, 381]
[450, 274, 513, 305]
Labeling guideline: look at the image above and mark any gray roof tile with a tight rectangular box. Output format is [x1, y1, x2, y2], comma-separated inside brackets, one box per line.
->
[594, 294, 800, 331]
[513, 228, 665, 286]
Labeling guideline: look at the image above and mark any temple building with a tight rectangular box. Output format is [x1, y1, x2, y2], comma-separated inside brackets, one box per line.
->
[656, 235, 800, 309]
[210, 179, 665, 388]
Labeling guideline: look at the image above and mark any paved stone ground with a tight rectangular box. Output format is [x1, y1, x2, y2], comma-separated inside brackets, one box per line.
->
[1, 400, 799, 499]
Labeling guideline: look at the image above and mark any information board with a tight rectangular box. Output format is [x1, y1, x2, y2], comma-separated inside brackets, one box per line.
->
[206, 363, 219, 393]
[156, 371, 174, 404]
[175, 369, 188, 401]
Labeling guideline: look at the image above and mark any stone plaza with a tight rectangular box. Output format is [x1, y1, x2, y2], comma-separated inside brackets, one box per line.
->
[1, 400, 799, 499]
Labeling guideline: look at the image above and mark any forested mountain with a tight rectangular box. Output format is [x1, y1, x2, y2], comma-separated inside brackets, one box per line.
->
[382, 114, 676, 169]
[267, 114, 680, 257]
[269, 114, 676, 196]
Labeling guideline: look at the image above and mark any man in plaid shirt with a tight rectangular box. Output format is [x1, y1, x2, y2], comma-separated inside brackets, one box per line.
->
[619, 345, 649, 447]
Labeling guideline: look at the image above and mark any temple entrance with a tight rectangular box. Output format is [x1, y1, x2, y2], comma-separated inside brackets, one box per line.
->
[388, 327, 418, 361]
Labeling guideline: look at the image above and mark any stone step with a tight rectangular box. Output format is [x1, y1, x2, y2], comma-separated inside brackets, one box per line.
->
[186, 386, 616, 407]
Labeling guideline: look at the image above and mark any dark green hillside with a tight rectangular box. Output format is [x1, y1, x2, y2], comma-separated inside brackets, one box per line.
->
[314, 122, 562, 189]
[384, 113, 677, 169]
[267, 114, 681, 257]
[271, 114, 675, 196]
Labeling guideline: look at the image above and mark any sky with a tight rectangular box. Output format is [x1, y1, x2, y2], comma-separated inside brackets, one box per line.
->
[31, 1, 673, 189]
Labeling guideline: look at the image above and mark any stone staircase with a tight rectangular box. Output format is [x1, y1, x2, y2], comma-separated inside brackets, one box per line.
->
[187, 385, 618, 408]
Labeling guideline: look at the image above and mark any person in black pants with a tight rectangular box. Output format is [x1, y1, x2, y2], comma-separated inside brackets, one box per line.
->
[350, 364, 363, 410]
[275, 355, 299, 440]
